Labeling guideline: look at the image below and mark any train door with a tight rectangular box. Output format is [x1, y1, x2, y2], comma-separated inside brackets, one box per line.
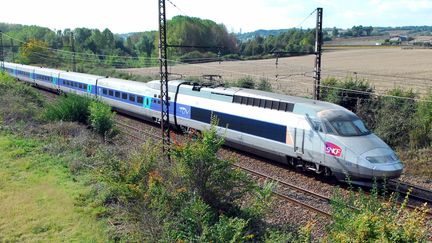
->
[313, 121, 326, 164]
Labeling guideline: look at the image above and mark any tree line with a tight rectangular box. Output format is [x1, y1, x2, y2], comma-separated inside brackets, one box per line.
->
[0, 16, 321, 69]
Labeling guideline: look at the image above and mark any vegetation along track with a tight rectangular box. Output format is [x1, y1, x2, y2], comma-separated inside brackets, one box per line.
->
[36, 87, 432, 215]
[114, 114, 332, 218]
[114, 112, 432, 213]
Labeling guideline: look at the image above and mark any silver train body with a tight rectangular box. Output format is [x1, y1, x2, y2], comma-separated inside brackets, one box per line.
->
[2, 62, 403, 183]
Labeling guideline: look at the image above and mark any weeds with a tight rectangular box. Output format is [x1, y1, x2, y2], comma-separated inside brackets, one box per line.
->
[44, 94, 91, 124]
[327, 184, 429, 242]
[44, 94, 116, 138]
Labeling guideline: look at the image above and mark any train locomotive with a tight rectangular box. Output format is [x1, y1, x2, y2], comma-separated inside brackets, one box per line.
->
[2, 62, 404, 183]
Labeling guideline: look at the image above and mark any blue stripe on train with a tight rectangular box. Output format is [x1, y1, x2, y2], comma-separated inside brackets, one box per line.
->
[191, 107, 286, 143]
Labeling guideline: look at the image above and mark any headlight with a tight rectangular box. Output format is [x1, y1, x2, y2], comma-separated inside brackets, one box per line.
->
[390, 153, 399, 161]
[366, 154, 398, 163]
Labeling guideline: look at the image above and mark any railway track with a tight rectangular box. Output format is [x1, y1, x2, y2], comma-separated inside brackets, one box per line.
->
[234, 164, 332, 218]
[388, 179, 432, 204]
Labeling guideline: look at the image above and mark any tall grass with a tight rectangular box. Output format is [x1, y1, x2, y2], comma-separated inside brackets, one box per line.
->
[44, 94, 91, 124]
[44, 94, 116, 137]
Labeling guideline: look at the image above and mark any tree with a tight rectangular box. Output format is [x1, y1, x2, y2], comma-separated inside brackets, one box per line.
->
[332, 27, 339, 37]
[18, 39, 57, 66]
[364, 26, 374, 36]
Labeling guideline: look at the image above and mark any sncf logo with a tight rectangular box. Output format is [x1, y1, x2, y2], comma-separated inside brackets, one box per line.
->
[325, 142, 342, 157]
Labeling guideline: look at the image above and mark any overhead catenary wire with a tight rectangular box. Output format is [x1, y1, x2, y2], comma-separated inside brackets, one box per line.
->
[294, 9, 317, 29]
[4, 31, 432, 102]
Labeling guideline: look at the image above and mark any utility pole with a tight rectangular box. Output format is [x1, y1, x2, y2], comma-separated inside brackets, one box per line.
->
[313, 7, 323, 100]
[0, 31, 4, 71]
[158, 0, 171, 160]
[10, 39, 14, 63]
[70, 32, 76, 72]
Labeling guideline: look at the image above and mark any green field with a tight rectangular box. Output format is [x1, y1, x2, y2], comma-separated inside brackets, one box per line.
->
[0, 134, 109, 242]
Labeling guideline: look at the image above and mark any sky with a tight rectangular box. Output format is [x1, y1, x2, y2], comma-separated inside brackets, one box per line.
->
[2, 0, 432, 33]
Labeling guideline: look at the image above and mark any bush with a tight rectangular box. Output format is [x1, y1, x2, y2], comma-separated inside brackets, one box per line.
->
[178, 51, 218, 63]
[327, 184, 429, 242]
[257, 78, 272, 92]
[320, 77, 374, 112]
[236, 76, 256, 89]
[173, 121, 255, 213]
[374, 88, 417, 147]
[409, 91, 432, 148]
[88, 101, 117, 137]
[44, 94, 91, 124]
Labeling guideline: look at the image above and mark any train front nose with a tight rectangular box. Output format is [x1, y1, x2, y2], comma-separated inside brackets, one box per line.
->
[358, 148, 403, 179]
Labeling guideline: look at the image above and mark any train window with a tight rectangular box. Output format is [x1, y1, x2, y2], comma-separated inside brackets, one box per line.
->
[247, 97, 254, 106]
[259, 99, 266, 108]
[265, 100, 272, 109]
[312, 121, 324, 132]
[286, 103, 294, 112]
[108, 90, 114, 96]
[79, 83, 83, 89]
[74, 82, 78, 87]
[241, 97, 247, 105]
[83, 84, 88, 90]
[122, 93, 128, 100]
[253, 98, 260, 107]
[115, 91, 120, 98]
[272, 101, 279, 110]
[102, 89, 107, 95]
[137, 96, 143, 104]
[279, 102, 287, 111]
[324, 122, 336, 135]
[129, 94, 136, 102]
[233, 95, 242, 104]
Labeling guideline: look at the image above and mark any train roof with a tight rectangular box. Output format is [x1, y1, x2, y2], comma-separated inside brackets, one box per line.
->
[148, 79, 344, 117]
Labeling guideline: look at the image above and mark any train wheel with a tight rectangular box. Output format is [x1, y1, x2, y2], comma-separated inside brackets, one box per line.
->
[324, 167, 332, 176]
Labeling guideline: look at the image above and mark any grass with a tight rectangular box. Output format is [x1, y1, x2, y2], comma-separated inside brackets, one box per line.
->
[0, 134, 109, 242]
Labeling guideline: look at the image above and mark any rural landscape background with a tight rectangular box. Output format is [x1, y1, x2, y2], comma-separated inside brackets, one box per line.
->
[1, 5, 432, 242]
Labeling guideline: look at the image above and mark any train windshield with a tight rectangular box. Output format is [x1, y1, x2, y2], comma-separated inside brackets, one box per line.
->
[329, 119, 370, 136]
[317, 109, 371, 136]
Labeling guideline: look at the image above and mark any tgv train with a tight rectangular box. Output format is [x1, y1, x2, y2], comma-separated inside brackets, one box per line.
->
[2, 62, 403, 183]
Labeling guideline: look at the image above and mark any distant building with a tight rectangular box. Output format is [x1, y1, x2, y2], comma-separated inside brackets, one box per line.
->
[389, 35, 408, 42]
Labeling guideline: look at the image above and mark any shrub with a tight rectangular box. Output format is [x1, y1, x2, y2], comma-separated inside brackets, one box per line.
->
[320, 76, 374, 112]
[88, 101, 117, 137]
[178, 51, 218, 63]
[173, 121, 255, 213]
[374, 88, 417, 147]
[236, 76, 256, 89]
[257, 77, 272, 91]
[327, 184, 429, 242]
[44, 94, 91, 124]
[409, 91, 432, 148]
